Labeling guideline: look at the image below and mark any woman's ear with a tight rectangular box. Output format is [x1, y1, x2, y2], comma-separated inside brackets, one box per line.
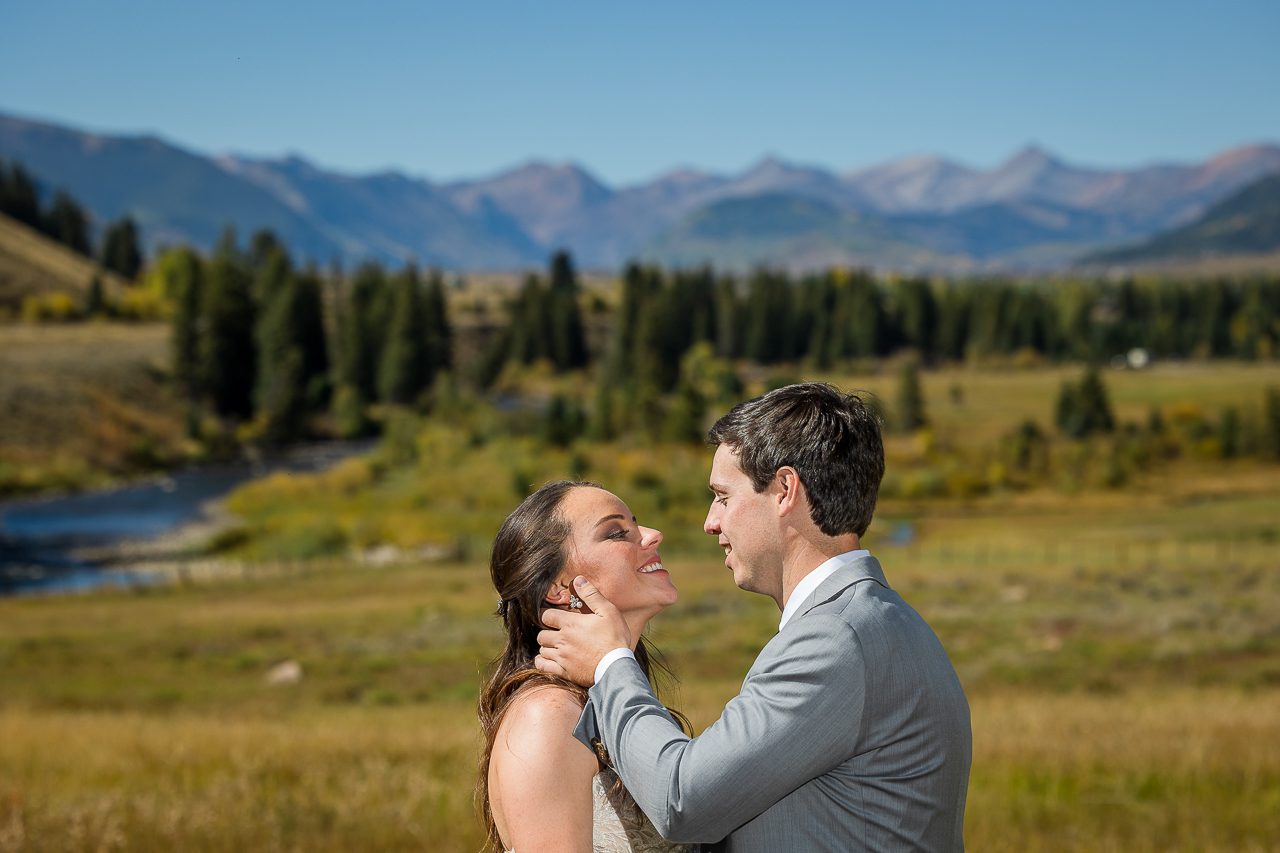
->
[544, 582, 571, 606]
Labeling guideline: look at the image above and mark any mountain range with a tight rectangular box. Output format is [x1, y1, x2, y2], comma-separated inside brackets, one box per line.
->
[2, 111, 1278, 273]
[1083, 172, 1280, 266]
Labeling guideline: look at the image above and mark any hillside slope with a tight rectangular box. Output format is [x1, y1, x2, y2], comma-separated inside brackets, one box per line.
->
[1082, 172, 1280, 265]
[0, 322, 189, 496]
[641, 194, 958, 271]
[0, 213, 131, 310]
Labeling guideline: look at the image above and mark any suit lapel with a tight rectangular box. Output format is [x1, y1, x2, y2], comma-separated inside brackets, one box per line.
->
[792, 555, 889, 622]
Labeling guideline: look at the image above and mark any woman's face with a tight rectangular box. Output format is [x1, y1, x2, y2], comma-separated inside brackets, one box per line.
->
[555, 487, 677, 623]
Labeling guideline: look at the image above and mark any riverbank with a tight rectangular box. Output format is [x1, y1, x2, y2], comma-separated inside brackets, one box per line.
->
[0, 440, 377, 595]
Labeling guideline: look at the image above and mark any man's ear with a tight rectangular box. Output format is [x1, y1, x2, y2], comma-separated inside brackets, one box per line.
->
[775, 466, 804, 517]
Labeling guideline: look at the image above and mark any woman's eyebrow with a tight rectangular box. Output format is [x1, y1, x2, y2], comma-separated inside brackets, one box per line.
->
[594, 514, 635, 528]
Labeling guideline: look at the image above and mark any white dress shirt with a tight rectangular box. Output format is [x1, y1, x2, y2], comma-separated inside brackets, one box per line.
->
[593, 549, 872, 683]
[778, 549, 870, 630]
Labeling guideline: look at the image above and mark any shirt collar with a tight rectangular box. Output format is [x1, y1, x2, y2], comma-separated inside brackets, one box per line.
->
[778, 549, 870, 630]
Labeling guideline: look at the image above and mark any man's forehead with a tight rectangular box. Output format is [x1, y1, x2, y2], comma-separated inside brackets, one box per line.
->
[709, 444, 746, 481]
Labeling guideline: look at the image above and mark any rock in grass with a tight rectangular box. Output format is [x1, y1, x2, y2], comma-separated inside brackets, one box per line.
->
[265, 659, 303, 686]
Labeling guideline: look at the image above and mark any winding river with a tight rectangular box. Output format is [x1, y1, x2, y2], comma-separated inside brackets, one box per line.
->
[0, 441, 372, 596]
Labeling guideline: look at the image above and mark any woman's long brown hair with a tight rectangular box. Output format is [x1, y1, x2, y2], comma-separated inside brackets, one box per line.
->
[476, 480, 688, 852]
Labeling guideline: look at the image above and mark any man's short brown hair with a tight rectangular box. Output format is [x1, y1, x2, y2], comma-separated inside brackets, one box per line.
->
[707, 383, 884, 537]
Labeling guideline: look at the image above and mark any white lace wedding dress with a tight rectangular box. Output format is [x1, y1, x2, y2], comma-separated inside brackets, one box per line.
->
[506, 767, 691, 853]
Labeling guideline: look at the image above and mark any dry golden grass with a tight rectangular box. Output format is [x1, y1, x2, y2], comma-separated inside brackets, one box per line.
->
[4, 461, 1277, 851]
[0, 322, 189, 494]
[0, 704, 486, 853]
[2, 338, 1279, 849]
[0, 214, 130, 310]
[1, 690, 1275, 853]
[966, 689, 1280, 852]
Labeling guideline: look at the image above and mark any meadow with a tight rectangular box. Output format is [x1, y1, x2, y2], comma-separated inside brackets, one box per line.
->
[2, 358, 1279, 851]
[0, 322, 189, 497]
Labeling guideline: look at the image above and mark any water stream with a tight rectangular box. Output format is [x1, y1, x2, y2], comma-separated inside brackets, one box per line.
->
[0, 441, 372, 596]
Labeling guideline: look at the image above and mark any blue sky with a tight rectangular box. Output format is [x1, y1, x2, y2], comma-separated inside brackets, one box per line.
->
[2, 0, 1277, 186]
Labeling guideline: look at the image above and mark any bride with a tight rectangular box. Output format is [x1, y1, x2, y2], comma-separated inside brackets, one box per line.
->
[478, 480, 692, 853]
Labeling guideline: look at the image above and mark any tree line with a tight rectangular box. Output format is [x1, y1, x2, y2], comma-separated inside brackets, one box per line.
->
[0, 156, 143, 280]
[483, 263, 1280, 391]
[158, 229, 452, 444]
[463, 260, 1280, 444]
[152, 231, 1280, 456]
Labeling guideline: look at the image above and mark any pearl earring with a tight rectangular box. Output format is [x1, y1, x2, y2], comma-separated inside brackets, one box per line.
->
[568, 592, 583, 609]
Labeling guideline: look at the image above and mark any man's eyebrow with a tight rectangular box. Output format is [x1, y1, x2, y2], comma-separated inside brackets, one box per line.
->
[594, 514, 633, 528]
[708, 482, 728, 493]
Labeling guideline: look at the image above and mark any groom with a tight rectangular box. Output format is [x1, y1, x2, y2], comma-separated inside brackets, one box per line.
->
[537, 383, 971, 852]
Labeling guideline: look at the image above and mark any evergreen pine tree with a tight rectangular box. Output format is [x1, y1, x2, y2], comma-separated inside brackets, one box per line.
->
[254, 254, 331, 440]
[587, 379, 615, 442]
[0, 162, 41, 228]
[547, 250, 588, 370]
[164, 247, 206, 406]
[332, 382, 370, 439]
[744, 270, 794, 364]
[378, 266, 429, 405]
[664, 379, 706, 445]
[252, 241, 292, 307]
[1057, 367, 1115, 438]
[1075, 367, 1115, 434]
[43, 190, 91, 255]
[1263, 386, 1280, 461]
[1218, 406, 1239, 458]
[509, 273, 550, 364]
[339, 262, 391, 404]
[249, 229, 284, 273]
[714, 274, 741, 359]
[253, 247, 296, 417]
[292, 267, 331, 409]
[1055, 380, 1080, 435]
[85, 275, 106, 317]
[895, 278, 938, 362]
[198, 232, 256, 419]
[896, 362, 928, 432]
[1146, 404, 1165, 435]
[473, 326, 513, 390]
[541, 394, 583, 447]
[845, 276, 886, 357]
[797, 273, 836, 368]
[1011, 419, 1045, 472]
[935, 286, 971, 362]
[99, 216, 143, 280]
[607, 263, 661, 386]
[423, 268, 454, 374]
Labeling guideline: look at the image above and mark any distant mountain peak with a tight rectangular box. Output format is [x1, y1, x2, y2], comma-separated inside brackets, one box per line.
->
[4, 109, 1279, 273]
[997, 145, 1063, 175]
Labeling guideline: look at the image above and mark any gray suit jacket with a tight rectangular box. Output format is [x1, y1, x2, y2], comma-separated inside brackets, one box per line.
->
[574, 555, 970, 852]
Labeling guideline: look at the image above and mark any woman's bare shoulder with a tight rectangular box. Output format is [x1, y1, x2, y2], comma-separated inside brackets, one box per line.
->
[499, 684, 587, 746]
[490, 685, 597, 852]
[491, 684, 596, 809]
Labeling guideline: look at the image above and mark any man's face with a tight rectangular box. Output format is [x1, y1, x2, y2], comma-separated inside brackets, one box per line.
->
[704, 444, 784, 602]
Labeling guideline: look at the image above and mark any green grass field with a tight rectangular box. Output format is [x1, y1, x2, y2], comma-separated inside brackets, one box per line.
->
[2, 358, 1279, 851]
[2, 474, 1278, 851]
